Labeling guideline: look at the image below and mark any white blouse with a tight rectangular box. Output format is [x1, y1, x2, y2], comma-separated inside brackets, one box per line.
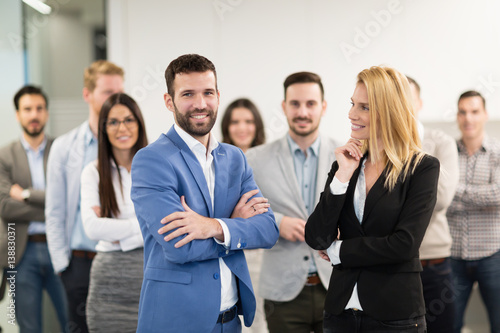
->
[80, 160, 143, 252]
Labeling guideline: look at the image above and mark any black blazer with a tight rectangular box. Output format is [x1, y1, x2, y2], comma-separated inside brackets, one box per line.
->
[305, 154, 439, 321]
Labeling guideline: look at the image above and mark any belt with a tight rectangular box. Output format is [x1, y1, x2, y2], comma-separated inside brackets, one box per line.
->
[72, 250, 97, 260]
[306, 273, 321, 286]
[217, 305, 237, 324]
[28, 234, 47, 242]
[420, 258, 446, 267]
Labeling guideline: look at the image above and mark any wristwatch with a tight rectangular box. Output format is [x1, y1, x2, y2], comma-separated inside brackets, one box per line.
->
[21, 189, 31, 202]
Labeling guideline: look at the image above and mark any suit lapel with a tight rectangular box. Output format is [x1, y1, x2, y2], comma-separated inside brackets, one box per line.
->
[166, 127, 213, 217]
[315, 136, 334, 204]
[213, 145, 228, 217]
[276, 137, 308, 217]
[361, 166, 389, 226]
[13, 141, 32, 188]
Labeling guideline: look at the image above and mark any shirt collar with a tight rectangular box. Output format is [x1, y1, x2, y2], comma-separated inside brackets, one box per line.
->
[20, 135, 47, 154]
[84, 123, 98, 146]
[286, 133, 321, 157]
[174, 124, 219, 156]
[457, 137, 490, 153]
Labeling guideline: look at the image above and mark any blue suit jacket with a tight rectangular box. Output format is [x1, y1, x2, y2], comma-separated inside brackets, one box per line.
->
[131, 127, 279, 333]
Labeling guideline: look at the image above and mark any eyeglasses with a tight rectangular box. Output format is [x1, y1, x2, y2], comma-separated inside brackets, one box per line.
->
[106, 117, 138, 131]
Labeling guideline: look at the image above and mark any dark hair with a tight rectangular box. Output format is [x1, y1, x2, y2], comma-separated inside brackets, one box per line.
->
[458, 90, 486, 109]
[13, 85, 49, 110]
[164, 54, 217, 98]
[406, 76, 420, 96]
[97, 93, 148, 218]
[221, 98, 266, 148]
[283, 72, 324, 100]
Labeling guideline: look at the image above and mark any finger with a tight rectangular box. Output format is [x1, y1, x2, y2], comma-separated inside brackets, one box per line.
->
[174, 234, 194, 248]
[164, 226, 187, 241]
[239, 189, 260, 204]
[161, 211, 185, 224]
[247, 197, 268, 207]
[180, 196, 192, 212]
[158, 221, 178, 235]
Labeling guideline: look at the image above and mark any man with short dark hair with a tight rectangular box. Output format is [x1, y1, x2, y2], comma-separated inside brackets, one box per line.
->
[247, 72, 339, 332]
[447, 90, 500, 333]
[0, 85, 68, 332]
[131, 54, 279, 333]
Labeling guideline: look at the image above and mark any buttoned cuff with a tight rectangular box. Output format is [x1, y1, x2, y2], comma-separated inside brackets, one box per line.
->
[214, 219, 230, 247]
[330, 176, 349, 195]
[327, 240, 342, 265]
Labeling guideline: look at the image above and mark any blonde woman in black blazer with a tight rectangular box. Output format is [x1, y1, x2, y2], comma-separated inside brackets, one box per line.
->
[305, 66, 440, 333]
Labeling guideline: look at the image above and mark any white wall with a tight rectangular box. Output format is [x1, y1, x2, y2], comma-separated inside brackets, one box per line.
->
[0, 1, 24, 146]
[108, 0, 500, 144]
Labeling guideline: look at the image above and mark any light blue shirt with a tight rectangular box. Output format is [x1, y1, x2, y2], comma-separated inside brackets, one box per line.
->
[287, 134, 320, 273]
[69, 127, 98, 251]
[20, 136, 47, 235]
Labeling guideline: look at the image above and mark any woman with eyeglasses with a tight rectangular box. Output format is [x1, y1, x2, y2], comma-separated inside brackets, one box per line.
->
[80, 93, 148, 332]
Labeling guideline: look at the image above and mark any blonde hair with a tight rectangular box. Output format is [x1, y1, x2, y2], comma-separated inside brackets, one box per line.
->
[83, 60, 124, 91]
[357, 66, 424, 191]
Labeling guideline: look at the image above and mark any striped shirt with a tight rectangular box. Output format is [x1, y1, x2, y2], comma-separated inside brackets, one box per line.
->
[447, 136, 500, 260]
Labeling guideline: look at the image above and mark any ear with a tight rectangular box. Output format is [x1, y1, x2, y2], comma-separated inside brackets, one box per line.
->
[15, 111, 20, 123]
[164, 93, 174, 112]
[321, 100, 327, 116]
[281, 100, 286, 115]
[83, 87, 91, 103]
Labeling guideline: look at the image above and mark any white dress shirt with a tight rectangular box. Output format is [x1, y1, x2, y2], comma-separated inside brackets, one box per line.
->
[174, 124, 238, 312]
[326, 159, 368, 311]
[80, 160, 143, 252]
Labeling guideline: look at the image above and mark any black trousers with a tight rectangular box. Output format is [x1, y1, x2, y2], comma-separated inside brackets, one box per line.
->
[60, 256, 93, 333]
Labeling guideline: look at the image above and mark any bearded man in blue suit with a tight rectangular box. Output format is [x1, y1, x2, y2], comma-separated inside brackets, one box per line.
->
[131, 54, 279, 333]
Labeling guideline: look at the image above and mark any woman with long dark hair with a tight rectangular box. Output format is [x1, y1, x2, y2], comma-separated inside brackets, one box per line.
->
[221, 98, 266, 153]
[81, 93, 148, 332]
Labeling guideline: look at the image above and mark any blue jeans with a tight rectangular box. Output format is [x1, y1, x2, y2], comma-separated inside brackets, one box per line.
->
[323, 310, 426, 332]
[15, 241, 68, 333]
[420, 258, 455, 333]
[451, 250, 500, 333]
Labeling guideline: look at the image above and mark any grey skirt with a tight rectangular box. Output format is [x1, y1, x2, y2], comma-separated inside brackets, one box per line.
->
[86, 247, 143, 333]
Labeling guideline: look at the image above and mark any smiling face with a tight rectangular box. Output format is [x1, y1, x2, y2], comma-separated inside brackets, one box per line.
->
[349, 83, 372, 141]
[457, 96, 487, 142]
[282, 82, 326, 140]
[228, 107, 256, 151]
[106, 104, 139, 153]
[164, 71, 219, 141]
[16, 94, 49, 138]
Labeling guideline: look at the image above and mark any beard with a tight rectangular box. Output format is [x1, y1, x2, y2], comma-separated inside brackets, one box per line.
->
[22, 121, 45, 138]
[174, 104, 217, 138]
[289, 117, 319, 137]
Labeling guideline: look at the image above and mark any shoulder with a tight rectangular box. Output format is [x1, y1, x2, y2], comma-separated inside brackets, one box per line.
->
[416, 153, 440, 171]
[135, 134, 176, 161]
[246, 138, 284, 162]
[424, 128, 456, 146]
[51, 123, 86, 152]
[81, 160, 98, 178]
[485, 136, 500, 155]
[320, 135, 341, 149]
[0, 140, 19, 158]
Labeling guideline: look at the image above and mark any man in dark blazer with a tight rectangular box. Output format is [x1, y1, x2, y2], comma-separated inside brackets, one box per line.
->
[0, 86, 67, 332]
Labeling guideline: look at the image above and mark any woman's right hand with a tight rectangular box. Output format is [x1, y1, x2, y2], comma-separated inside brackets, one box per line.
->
[334, 138, 363, 182]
